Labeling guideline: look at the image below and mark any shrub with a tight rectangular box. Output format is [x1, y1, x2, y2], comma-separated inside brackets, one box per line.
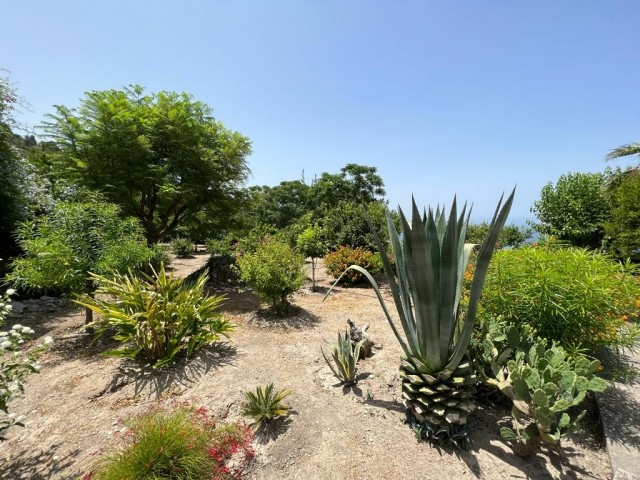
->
[479, 246, 640, 352]
[76, 265, 234, 368]
[0, 288, 53, 437]
[605, 172, 640, 261]
[296, 225, 328, 290]
[87, 404, 254, 480]
[205, 236, 236, 257]
[321, 331, 363, 385]
[171, 237, 194, 257]
[236, 239, 304, 314]
[242, 384, 292, 429]
[324, 246, 383, 284]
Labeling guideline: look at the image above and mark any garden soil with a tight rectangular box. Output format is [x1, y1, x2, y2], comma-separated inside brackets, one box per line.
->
[1, 256, 612, 479]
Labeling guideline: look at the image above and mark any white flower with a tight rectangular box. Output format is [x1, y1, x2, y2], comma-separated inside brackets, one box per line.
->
[44, 336, 54, 345]
[5, 288, 15, 296]
[5, 305, 12, 312]
[0, 340, 12, 349]
[11, 324, 22, 331]
[22, 327, 34, 335]
[17, 339, 24, 344]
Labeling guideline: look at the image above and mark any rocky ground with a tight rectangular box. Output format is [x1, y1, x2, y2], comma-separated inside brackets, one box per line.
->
[0, 256, 612, 479]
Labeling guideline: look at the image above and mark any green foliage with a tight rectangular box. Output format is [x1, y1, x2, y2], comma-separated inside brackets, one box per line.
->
[466, 222, 532, 248]
[0, 289, 53, 438]
[8, 199, 154, 299]
[498, 339, 606, 455]
[171, 237, 194, 257]
[242, 384, 292, 429]
[532, 172, 611, 248]
[324, 246, 383, 284]
[42, 85, 252, 243]
[236, 239, 304, 314]
[322, 200, 390, 251]
[480, 246, 640, 352]
[296, 225, 327, 290]
[76, 266, 234, 368]
[605, 172, 640, 261]
[205, 236, 236, 257]
[89, 404, 254, 480]
[321, 331, 363, 385]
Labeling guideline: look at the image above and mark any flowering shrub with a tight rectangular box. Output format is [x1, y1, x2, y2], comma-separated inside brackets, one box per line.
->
[0, 288, 53, 438]
[85, 404, 254, 480]
[324, 246, 383, 284]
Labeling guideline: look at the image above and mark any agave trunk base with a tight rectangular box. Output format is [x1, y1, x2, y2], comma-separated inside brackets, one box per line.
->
[400, 354, 477, 428]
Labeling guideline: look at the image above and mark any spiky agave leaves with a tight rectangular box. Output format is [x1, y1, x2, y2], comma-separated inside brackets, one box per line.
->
[322, 330, 364, 385]
[242, 383, 292, 429]
[326, 189, 514, 431]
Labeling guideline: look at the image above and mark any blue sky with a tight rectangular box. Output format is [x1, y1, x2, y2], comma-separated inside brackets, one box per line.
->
[3, 1, 639, 223]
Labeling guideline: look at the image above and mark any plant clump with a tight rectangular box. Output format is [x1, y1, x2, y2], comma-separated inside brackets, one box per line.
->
[236, 238, 304, 315]
[242, 384, 292, 429]
[171, 237, 194, 257]
[322, 330, 364, 385]
[85, 404, 254, 480]
[479, 246, 640, 352]
[76, 265, 234, 368]
[324, 246, 382, 285]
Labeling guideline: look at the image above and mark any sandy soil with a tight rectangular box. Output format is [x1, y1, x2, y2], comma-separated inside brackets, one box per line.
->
[0, 256, 611, 480]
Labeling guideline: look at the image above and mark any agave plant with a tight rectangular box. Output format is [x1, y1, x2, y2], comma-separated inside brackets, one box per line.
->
[242, 384, 292, 429]
[328, 190, 514, 433]
[321, 331, 364, 385]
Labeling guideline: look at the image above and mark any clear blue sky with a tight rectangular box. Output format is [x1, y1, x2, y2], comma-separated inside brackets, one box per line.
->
[3, 1, 639, 223]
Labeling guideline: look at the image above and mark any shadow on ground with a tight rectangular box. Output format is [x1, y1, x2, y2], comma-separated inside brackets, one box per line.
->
[1, 445, 81, 480]
[94, 342, 238, 399]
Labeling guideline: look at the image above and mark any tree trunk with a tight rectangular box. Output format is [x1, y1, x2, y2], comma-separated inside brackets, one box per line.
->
[311, 258, 316, 291]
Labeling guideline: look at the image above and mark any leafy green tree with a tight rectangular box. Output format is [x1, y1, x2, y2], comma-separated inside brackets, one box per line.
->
[296, 224, 327, 290]
[321, 200, 390, 251]
[466, 222, 532, 248]
[8, 199, 155, 323]
[604, 172, 640, 261]
[531, 172, 611, 248]
[42, 85, 252, 244]
[250, 180, 311, 230]
[310, 163, 385, 214]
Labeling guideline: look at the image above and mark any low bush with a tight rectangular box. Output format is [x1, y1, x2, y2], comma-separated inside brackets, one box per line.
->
[205, 236, 236, 257]
[324, 246, 383, 284]
[76, 265, 234, 368]
[236, 239, 304, 314]
[171, 237, 194, 257]
[478, 246, 640, 352]
[86, 404, 254, 480]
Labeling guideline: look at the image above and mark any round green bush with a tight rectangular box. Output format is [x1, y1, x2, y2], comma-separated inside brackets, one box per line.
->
[479, 246, 640, 352]
[236, 239, 304, 314]
[324, 246, 383, 284]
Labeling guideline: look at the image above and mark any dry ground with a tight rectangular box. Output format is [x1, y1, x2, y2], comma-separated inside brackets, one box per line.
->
[0, 256, 611, 479]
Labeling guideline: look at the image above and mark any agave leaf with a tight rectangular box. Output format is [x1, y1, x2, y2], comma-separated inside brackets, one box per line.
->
[445, 188, 515, 375]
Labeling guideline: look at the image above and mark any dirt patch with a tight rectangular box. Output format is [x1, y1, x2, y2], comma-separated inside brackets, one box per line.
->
[0, 258, 612, 479]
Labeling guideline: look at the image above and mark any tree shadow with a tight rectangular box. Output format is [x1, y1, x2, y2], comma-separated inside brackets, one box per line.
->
[246, 305, 320, 329]
[362, 398, 406, 413]
[219, 289, 261, 315]
[93, 342, 237, 399]
[1, 445, 80, 479]
[597, 383, 640, 448]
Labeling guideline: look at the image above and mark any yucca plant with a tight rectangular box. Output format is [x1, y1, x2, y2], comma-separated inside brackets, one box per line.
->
[242, 384, 292, 429]
[321, 331, 364, 385]
[328, 190, 514, 437]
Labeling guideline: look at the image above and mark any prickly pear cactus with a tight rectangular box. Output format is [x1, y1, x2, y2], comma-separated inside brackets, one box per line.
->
[498, 341, 608, 456]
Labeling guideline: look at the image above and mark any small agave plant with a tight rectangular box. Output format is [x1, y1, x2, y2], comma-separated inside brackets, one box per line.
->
[329, 190, 514, 440]
[322, 331, 364, 386]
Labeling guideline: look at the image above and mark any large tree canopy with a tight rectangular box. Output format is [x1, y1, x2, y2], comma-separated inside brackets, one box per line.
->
[42, 86, 252, 243]
[531, 172, 611, 249]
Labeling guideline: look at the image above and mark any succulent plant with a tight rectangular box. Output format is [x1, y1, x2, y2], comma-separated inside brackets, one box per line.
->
[326, 190, 514, 441]
[242, 384, 292, 429]
[322, 330, 364, 385]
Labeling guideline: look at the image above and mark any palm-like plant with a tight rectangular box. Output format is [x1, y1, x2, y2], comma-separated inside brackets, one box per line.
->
[242, 384, 292, 429]
[331, 190, 514, 432]
[606, 143, 640, 162]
